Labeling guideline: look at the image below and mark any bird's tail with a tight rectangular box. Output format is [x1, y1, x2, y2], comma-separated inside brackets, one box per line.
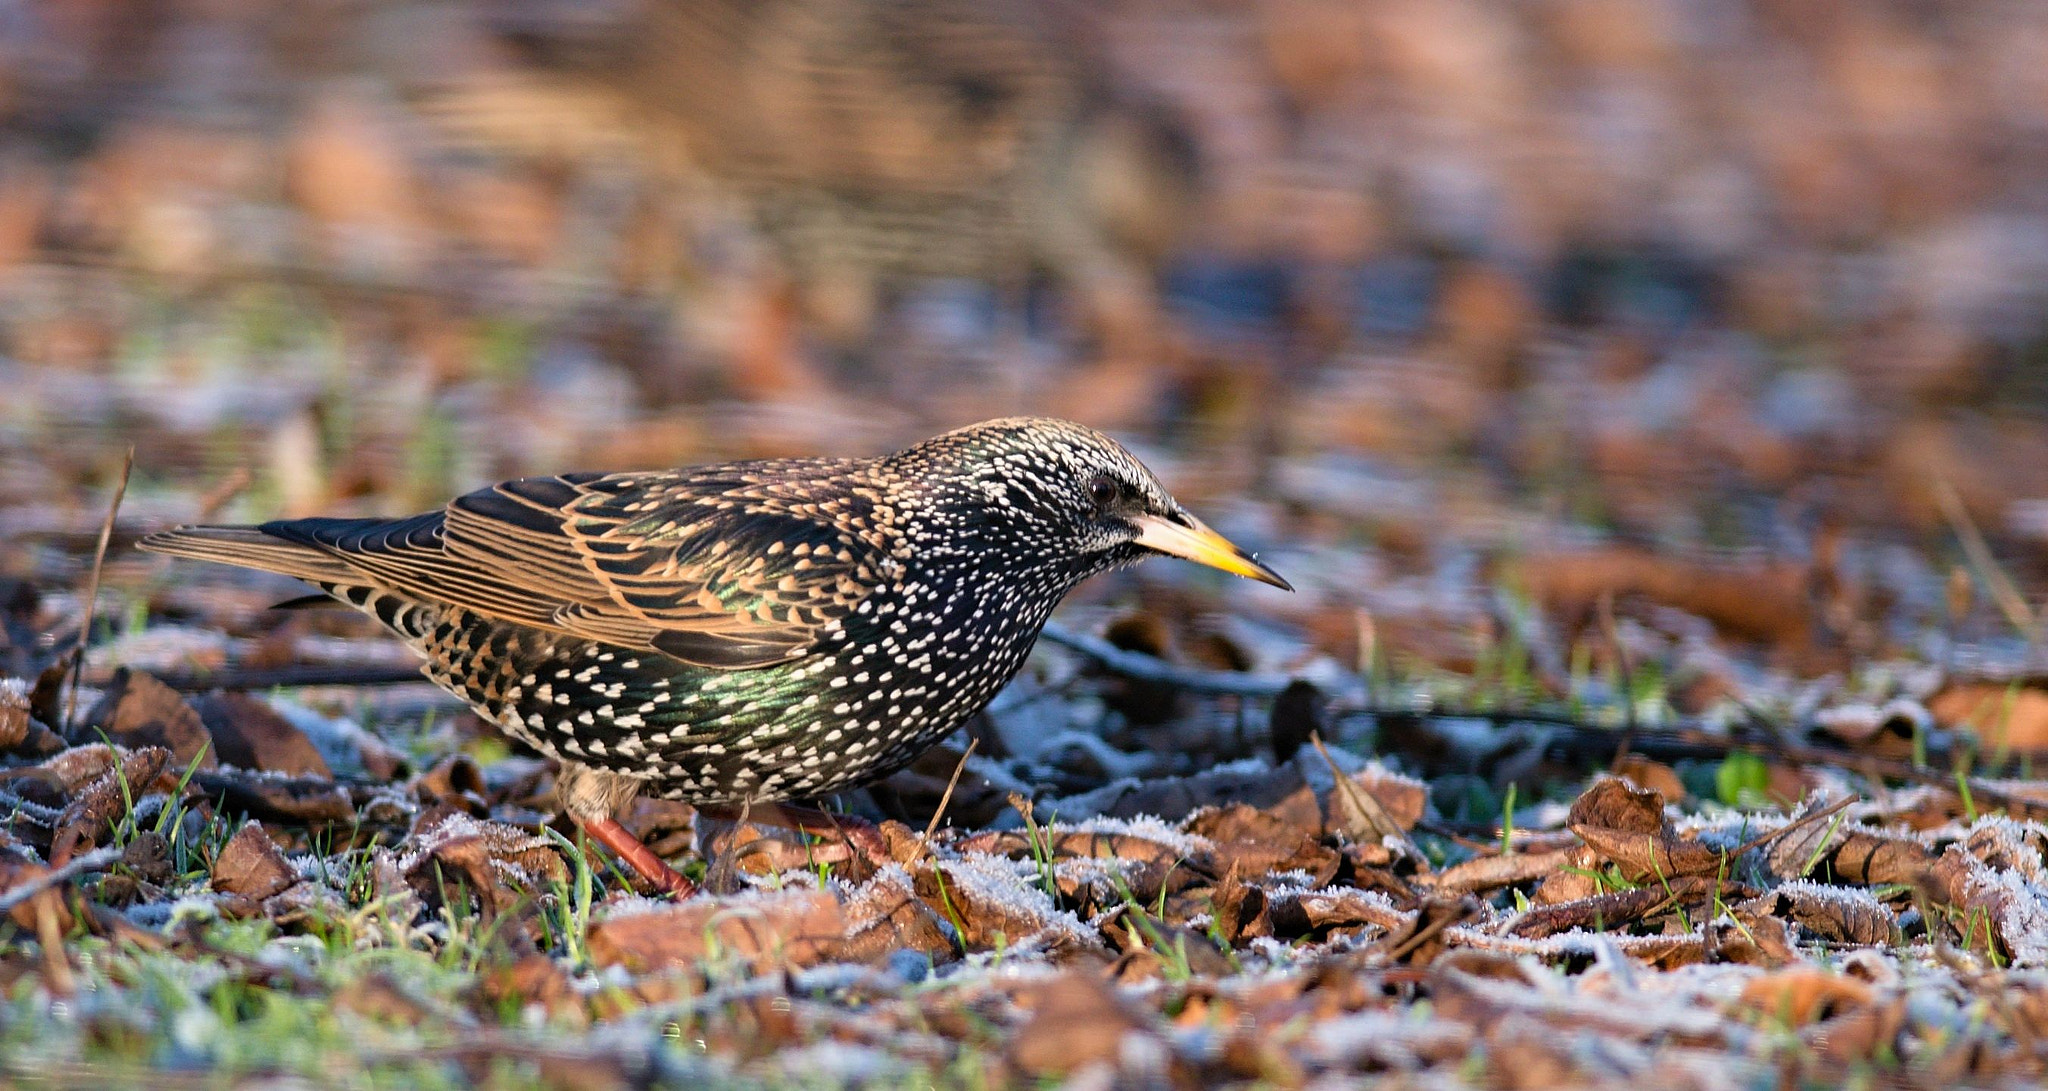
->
[137, 525, 363, 585]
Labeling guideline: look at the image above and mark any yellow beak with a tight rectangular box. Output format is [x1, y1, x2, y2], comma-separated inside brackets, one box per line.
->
[1130, 512, 1293, 590]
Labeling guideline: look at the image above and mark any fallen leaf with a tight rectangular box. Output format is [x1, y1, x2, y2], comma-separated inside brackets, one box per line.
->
[913, 856, 1097, 953]
[50, 746, 171, 866]
[834, 866, 958, 964]
[1611, 754, 1687, 801]
[1510, 877, 1744, 939]
[1929, 681, 2048, 751]
[412, 754, 489, 815]
[1325, 763, 1429, 837]
[0, 680, 30, 752]
[476, 954, 584, 1023]
[334, 973, 442, 1026]
[587, 890, 845, 974]
[1186, 797, 1336, 881]
[1737, 970, 1874, 1026]
[1567, 776, 1726, 881]
[0, 855, 71, 931]
[1508, 548, 1816, 651]
[1009, 973, 1150, 1079]
[1803, 827, 1936, 886]
[1427, 847, 1582, 896]
[75, 669, 217, 772]
[401, 809, 567, 921]
[1739, 883, 1896, 945]
[210, 820, 297, 901]
[1369, 895, 1479, 965]
[190, 769, 358, 825]
[191, 692, 331, 777]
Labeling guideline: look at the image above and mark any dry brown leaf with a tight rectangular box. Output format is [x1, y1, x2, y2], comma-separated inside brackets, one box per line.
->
[1368, 895, 1479, 966]
[1813, 828, 1937, 886]
[76, 669, 216, 772]
[957, 827, 1203, 870]
[1767, 794, 1853, 879]
[403, 810, 567, 921]
[34, 744, 129, 793]
[476, 954, 585, 1024]
[1611, 754, 1687, 801]
[0, 855, 71, 932]
[1929, 681, 2048, 751]
[912, 858, 1093, 953]
[1428, 847, 1582, 896]
[50, 746, 171, 866]
[333, 973, 441, 1026]
[190, 693, 330, 778]
[210, 820, 297, 901]
[1928, 842, 2040, 965]
[1740, 885, 1896, 945]
[1509, 876, 1747, 940]
[412, 754, 490, 815]
[1737, 970, 1874, 1026]
[1102, 910, 1233, 982]
[1507, 548, 1816, 651]
[0, 682, 30, 752]
[190, 769, 357, 825]
[1531, 844, 1607, 904]
[1325, 763, 1429, 837]
[1567, 776, 1726, 881]
[1807, 996, 1908, 1064]
[1712, 905, 1800, 967]
[834, 867, 958, 964]
[1288, 887, 1415, 934]
[587, 890, 845, 974]
[1008, 973, 1151, 1079]
[1186, 798, 1338, 882]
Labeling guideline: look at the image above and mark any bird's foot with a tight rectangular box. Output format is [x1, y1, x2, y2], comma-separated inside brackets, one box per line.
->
[580, 815, 697, 897]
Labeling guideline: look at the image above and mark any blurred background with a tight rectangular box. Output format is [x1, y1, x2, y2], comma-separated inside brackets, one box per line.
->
[7, 0, 2048, 703]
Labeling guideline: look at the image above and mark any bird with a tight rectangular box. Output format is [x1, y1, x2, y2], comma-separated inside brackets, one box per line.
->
[139, 418, 1289, 894]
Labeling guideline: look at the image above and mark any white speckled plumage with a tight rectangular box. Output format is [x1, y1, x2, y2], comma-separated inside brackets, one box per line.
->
[140, 418, 1285, 814]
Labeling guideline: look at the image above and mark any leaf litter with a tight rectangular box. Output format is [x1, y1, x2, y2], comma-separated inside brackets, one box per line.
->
[8, 0, 2048, 1085]
[13, 614, 2048, 1087]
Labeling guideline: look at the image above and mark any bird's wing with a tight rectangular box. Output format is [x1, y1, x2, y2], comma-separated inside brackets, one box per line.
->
[432, 462, 907, 668]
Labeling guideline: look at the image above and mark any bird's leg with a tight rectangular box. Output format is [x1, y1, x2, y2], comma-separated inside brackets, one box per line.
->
[556, 763, 696, 897]
[695, 802, 897, 867]
[579, 815, 696, 897]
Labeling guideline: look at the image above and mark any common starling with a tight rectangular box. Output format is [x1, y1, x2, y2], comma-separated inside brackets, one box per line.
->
[140, 418, 1288, 893]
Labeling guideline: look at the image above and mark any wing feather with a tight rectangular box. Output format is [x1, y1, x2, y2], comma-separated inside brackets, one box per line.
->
[437, 461, 902, 667]
[162, 461, 904, 670]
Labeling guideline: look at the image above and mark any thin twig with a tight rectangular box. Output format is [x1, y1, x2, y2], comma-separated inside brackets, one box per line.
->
[1598, 590, 1639, 768]
[194, 466, 253, 522]
[1932, 477, 2038, 648]
[66, 447, 134, 732]
[1038, 621, 1293, 697]
[35, 893, 74, 997]
[86, 663, 427, 693]
[0, 845, 124, 915]
[1309, 732, 1422, 862]
[1722, 793, 1858, 859]
[920, 737, 980, 848]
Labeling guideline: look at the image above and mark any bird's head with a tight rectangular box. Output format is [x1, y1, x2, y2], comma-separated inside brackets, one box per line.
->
[891, 418, 1291, 591]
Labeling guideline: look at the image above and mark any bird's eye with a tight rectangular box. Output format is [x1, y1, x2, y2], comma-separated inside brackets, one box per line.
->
[1087, 474, 1119, 511]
